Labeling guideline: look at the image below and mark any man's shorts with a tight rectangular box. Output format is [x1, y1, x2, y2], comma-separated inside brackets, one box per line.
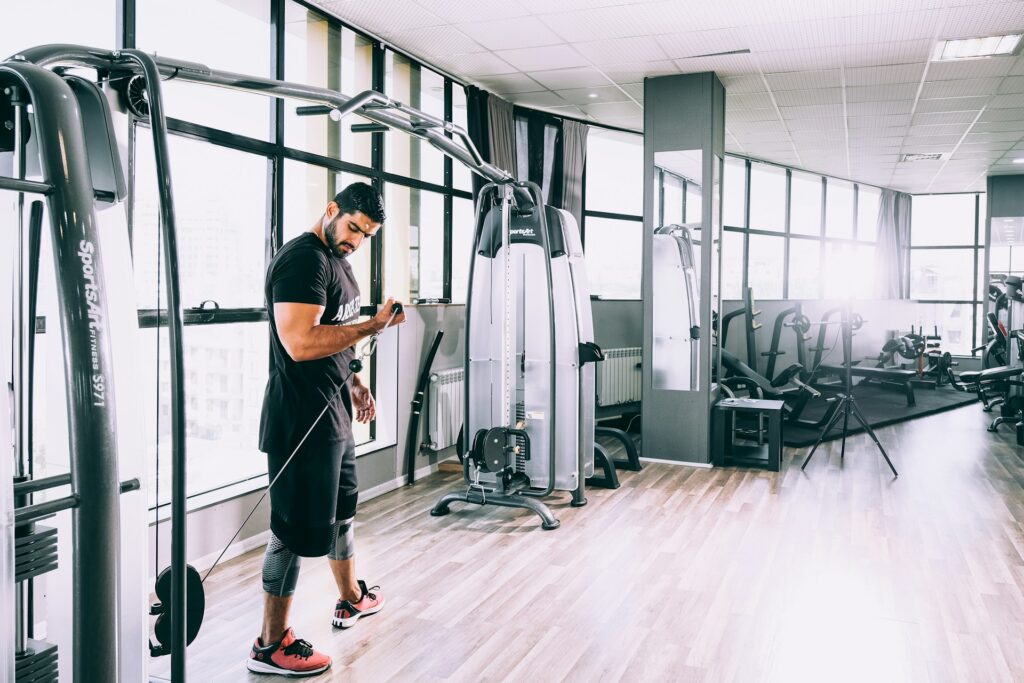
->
[266, 437, 357, 557]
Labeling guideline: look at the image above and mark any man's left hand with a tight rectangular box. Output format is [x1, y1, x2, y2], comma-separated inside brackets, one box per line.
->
[352, 381, 376, 423]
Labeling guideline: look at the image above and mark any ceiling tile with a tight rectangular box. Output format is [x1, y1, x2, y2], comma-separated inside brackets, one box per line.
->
[773, 88, 844, 107]
[911, 111, 983, 126]
[384, 25, 485, 57]
[619, 82, 644, 100]
[579, 101, 643, 117]
[907, 124, 970, 137]
[940, 2, 1024, 39]
[915, 96, 989, 113]
[847, 114, 912, 128]
[765, 69, 842, 91]
[507, 91, 569, 107]
[476, 72, 546, 94]
[600, 60, 677, 83]
[998, 76, 1024, 95]
[654, 28, 747, 60]
[980, 108, 1024, 122]
[457, 16, 563, 51]
[411, 0, 531, 23]
[846, 83, 919, 102]
[671, 53, 757, 78]
[973, 121, 1024, 133]
[432, 52, 518, 77]
[963, 131, 1024, 143]
[847, 100, 914, 116]
[574, 36, 670, 65]
[989, 93, 1024, 109]
[920, 78, 1004, 100]
[530, 66, 611, 90]
[554, 85, 632, 105]
[844, 63, 926, 86]
[721, 75, 768, 93]
[318, 0, 445, 32]
[727, 92, 777, 109]
[727, 108, 782, 123]
[927, 56, 1016, 80]
[495, 44, 589, 71]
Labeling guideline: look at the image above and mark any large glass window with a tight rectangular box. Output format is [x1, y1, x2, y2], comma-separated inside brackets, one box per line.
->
[747, 234, 785, 299]
[824, 242, 876, 299]
[584, 217, 642, 299]
[386, 52, 446, 185]
[451, 197, 475, 304]
[284, 5, 375, 165]
[133, 133, 267, 310]
[748, 162, 786, 232]
[910, 248, 976, 300]
[825, 179, 855, 239]
[661, 173, 684, 226]
[790, 171, 822, 236]
[140, 323, 269, 506]
[723, 156, 746, 228]
[452, 86, 474, 192]
[8, 1, 115, 50]
[384, 185, 445, 301]
[788, 238, 822, 299]
[585, 128, 643, 216]
[685, 182, 703, 225]
[137, 0, 272, 139]
[911, 194, 977, 246]
[721, 230, 744, 301]
[857, 186, 881, 242]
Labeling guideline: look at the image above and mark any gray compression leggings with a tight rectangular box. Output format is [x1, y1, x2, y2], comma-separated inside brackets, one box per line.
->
[262, 517, 356, 597]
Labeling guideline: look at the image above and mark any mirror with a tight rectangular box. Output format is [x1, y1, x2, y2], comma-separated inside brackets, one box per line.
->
[652, 149, 703, 391]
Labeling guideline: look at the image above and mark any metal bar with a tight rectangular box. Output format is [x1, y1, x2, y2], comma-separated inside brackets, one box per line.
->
[1, 60, 123, 683]
[13, 473, 71, 496]
[17, 45, 514, 187]
[0, 177, 51, 195]
[14, 495, 80, 526]
[114, 48, 188, 683]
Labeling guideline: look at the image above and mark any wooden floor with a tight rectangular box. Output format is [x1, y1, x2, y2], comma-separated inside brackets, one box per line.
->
[152, 405, 1024, 682]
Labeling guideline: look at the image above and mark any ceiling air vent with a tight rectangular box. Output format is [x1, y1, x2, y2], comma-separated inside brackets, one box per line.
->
[901, 153, 945, 162]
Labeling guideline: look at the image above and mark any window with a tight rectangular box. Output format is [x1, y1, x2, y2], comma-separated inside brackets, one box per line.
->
[825, 179, 854, 239]
[911, 194, 977, 246]
[749, 162, 786, 232]
[139, 323, 269, 506]
[721, 230, 744, 301]
[584, 217, 642, 299]
[386, 52, 446, 185]
[384, 185, 445, 301]
[133, 133, 267, 310]
[585, 128, 643, 216]
[452, 86, 474, 192]
[910, 248, 976, 300]
[723, 156, 746, 228]
[685, 182, 703, 225]
[137, 0, 272, 139]
[284, 5, 375, 165]
[451, 197, 475, 304]
[788, 238, 821, 299]
[747, 234, 785, 299]
[857, 186, 881, 241]
[824, 242, 876, 299]
[9, 0, 115, 50]
[790, 171, 822, 236]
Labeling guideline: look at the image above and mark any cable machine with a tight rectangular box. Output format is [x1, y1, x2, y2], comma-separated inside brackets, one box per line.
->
[2, 43, 522, 683]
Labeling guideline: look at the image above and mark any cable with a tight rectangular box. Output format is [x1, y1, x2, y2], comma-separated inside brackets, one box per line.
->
[154, 216, 162, 581]
[200, 304, 402, 584]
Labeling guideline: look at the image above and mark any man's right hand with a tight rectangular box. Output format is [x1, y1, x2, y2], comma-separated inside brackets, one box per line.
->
[373, 298, 407, 331]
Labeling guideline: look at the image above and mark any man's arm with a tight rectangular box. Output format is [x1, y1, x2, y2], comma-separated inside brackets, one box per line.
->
[275, 299, 404, 362]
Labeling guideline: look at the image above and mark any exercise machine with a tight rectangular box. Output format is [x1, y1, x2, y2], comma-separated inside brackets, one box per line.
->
[763, 303, 810, 382]
[431, 182, 602, 529]
[720, 286, 762, 372]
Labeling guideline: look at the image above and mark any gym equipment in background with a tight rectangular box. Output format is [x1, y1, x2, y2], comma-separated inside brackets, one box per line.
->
[405, 331, 444, 486]
[763, 304, 810, 382]
[720, 287, 762, 372]
[653, 224, 700, 390]
[431, 182, 602, 529]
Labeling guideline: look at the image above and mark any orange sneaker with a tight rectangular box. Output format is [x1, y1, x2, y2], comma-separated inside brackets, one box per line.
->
[332, 580, 384, 628]
[247, 628, 331, 677]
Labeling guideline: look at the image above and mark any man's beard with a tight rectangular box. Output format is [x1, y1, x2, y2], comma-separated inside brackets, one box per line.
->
[324, 216, 352, 259]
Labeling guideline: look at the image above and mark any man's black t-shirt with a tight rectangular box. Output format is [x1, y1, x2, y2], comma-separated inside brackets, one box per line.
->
[259, 232, 361, 453]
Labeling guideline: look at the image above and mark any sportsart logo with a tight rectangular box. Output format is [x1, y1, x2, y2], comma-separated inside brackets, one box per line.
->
[510, 227, 536, 238]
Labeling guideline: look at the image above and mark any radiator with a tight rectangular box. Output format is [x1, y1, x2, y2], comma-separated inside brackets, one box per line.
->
[426, 368, 464, 451]
[597, 347, 642, 407]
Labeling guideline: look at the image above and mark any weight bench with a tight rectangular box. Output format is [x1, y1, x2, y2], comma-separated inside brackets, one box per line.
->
[815, 364, 918, 406]
[949, 365, 1024, 412]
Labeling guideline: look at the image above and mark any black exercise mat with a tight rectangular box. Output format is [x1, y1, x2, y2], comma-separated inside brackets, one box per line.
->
[778, 382, 979, 447]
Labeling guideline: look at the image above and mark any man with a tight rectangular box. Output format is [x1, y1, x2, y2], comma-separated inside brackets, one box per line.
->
[248, 182, 406, 677]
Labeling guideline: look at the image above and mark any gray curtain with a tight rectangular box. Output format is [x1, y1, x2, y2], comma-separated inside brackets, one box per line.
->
[486, 94, 517, 182]
[876, 188, 912, 298]
[558, 119, 588, 227]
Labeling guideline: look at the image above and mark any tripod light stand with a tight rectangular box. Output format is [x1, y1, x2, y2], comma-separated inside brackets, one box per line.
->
[801, 306, 898, 477]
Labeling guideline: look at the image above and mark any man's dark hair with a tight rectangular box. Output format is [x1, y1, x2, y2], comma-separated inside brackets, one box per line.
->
[333, 182, 385, 224]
